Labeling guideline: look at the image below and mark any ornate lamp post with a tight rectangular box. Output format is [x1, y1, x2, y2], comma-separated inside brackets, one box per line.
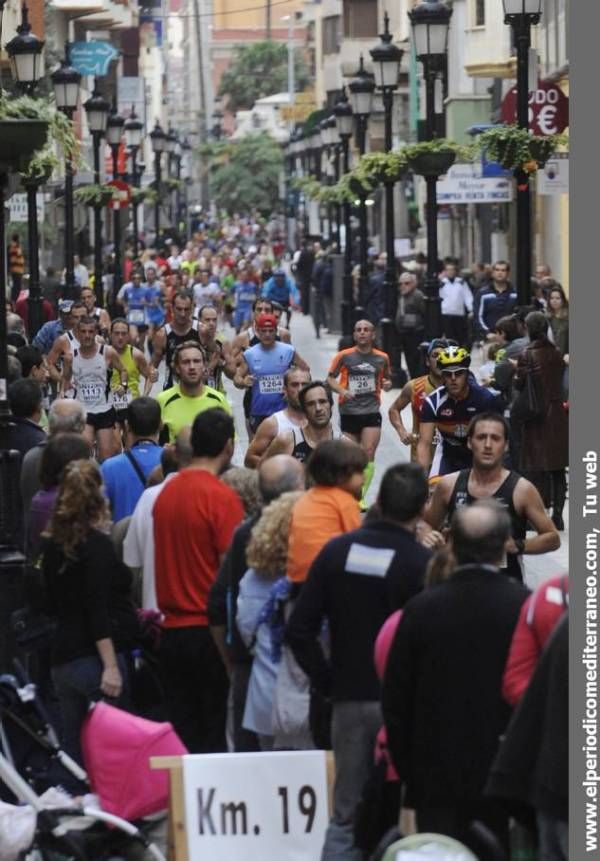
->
[348, 55, 375, 317]
[408, 0, 452, 340]
[84, 80, 110, 308]
[502, 0, 542, 304]
[51, 44, 81, 300]
[106, 104, 125, 302]
[370, 12, 403, 367]
[334, 90, 354, 336]
[5, 2, 45, 335]
[124, 106, 144, 257]
[149, 120, 166, 245]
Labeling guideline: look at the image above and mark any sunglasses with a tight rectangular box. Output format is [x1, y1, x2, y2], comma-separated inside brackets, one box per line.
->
[441, 369, 467, 379]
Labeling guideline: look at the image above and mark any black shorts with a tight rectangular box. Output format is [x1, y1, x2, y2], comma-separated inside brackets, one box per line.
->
[86, 408, 117, 431]
[115, 408, 128, 426]
[243, 387, 252, 419]
[340, 412, 382, 435]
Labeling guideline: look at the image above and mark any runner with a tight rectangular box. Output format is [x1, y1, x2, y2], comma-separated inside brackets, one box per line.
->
[234, 313, 309, 438]
[262, 380, 346, 464]
[196, 304, 236, 393]
[120, 271, 150, 351]
[232, 266, 259, 333]
[327, 319, 392, 507]
[388, 338, 454, 462]
[261, 267, 299, 327]
[61, 316, 127, 461]
[416, 345, 504, 483]
[156, 341, 232, 443]
[108, 318, 158, 430]
[244, 367, 311, 467]
[45, 301, 88, 385]
[231, 297, 291, 357]
[79, 286, 111, 340]
[425, 412, 560, 581]
[152, 290, 202, 389]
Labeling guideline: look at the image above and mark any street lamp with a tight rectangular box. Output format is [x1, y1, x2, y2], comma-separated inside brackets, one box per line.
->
[51, 44, 81, 300]
[408, 0, 452, 341]
[124, 106, 143, 257]
[503, 0, 542, 305]
[84, 80, 110, 308]
[106, 104, 125, 304]
[348, 55, 375, 317]
[370, 12, 403, 372]
[149, 120, 166, 245]
[334, 90, 354, 337]
[5, 3, 44, 94]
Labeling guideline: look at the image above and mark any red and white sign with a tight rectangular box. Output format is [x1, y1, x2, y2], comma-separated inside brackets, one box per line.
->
[107, 178, 132, 210]
[501, 82, 569, 136]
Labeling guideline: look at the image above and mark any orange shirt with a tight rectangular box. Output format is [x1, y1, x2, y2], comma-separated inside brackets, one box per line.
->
[287, 486, 362, 583]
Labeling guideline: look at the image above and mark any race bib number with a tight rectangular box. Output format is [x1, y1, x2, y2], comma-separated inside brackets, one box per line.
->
[239, 292, 256, 303]
[128, 308, 146, 325]
[258, 374, 284, 395]
[80, 383, 103, 404]
[111, 389, 132, 410]
[348, 375, 375, 395]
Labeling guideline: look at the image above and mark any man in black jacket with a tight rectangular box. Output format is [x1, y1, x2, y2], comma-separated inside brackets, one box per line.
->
[382, 500, 529, 850]
[208, 454, 304, 751]
[286, 463, 431, 860]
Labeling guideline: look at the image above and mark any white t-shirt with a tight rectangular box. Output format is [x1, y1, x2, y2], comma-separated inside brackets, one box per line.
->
[193, 282, 222, 308]
[123, 475, 175, 611]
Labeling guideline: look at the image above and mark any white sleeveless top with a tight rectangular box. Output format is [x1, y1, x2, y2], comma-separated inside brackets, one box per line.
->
[66, 329, 80, 351]
[73, 344, 110, 414]
[273, 409, 302, 435]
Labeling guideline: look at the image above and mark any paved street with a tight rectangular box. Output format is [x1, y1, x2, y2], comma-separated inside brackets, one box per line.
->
[219, 312, 568, 590]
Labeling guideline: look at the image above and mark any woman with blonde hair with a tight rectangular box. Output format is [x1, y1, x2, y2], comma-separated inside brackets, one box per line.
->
[236, 491, 303, 749]
[42, 460, 139, 764]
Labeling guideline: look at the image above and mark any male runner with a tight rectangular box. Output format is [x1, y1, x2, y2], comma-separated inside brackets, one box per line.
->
[232, 266, 259, 332]
[231, 297, 291, 357]
[120, 271, 150, 349]
[152, 290, 202, 389]
[328, 319, 391, 504]
[416, 345, 503, 483]
[196, 304, 236, 393]
[262, 380, 345, 464]
[425, 412, 560, 581]
[156, 341, 232, 443]
[108, 318, 158, 426]
[80, 286, 111, 339]
[61, 316, 127, 461]
[234, 313, 309, 437]
[46, 301, 88, 385]
[388, 338, 454, 462]
[244, 367, 311, 468]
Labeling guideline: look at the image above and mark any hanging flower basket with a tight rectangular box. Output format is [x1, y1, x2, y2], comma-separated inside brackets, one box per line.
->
[478, 125, 566, 173]
[0, 119, 48, 173]
[407, 148, 456, 177]
[355, 151, 408, 186]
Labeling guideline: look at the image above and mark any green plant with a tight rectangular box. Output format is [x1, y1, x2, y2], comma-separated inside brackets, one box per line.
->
[132, 186, 158, 206]
[354, 150, 408, 184]
[0, 93, 81, 164]
[74, 184, 115, 206]
[165, 178, 184, 191]
[218, 41, 310, 111]
[477, 125, 566, 172]
[291, 175, 322, 200]
[403, 138, 476, 163]
[19, 147, 59, 184]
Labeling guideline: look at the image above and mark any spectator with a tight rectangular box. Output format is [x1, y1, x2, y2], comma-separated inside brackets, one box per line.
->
[8, 232, 25, 302]
[476, 261, 518, 340]
[382, 501, 529, 849]
[7, 378, 45, 459]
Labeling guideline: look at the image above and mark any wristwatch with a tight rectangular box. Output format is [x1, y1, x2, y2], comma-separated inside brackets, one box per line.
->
[514, 538, 526, 555]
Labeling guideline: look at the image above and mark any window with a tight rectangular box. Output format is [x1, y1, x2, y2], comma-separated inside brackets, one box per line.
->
[322, 15, 342, 55]
[475, 0, 485, 26]
[343, 0, 378, 38]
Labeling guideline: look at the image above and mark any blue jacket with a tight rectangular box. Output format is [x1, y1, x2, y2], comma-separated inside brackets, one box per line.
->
[262, 275, 299, 306]
[33, 320, 64, 355]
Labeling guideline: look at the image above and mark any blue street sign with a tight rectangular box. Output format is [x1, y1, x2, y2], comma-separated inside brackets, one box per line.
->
[69, 41, 119, 76]
[481, 156, 513, 179]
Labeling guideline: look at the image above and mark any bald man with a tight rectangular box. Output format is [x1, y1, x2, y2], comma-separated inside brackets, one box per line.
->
[208, 454, 305, 751]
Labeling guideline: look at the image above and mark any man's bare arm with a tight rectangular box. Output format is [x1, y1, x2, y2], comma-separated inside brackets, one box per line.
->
[244, 416, 279, 468]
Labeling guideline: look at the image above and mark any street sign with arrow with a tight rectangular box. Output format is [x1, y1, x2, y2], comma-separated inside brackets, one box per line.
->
[69, 41, 119, 77]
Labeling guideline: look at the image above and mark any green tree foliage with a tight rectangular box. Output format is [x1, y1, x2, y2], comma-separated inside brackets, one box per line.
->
[218, 41, 310, 112]
[209, 133, 283, 215]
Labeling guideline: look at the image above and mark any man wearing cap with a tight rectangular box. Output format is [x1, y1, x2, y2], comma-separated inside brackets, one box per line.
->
[388, 338, 451, 462]
[234, 313, 309, 437]
[262, 268, 299, 328]
[416, 345, 503, 483]
[32, 300, 73, 357]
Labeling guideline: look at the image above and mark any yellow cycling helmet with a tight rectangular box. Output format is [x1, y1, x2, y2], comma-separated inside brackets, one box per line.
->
[437, 345, 471, 371]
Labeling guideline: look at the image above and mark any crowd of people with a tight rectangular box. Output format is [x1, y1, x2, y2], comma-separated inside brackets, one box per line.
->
[2, 219, 568, 860]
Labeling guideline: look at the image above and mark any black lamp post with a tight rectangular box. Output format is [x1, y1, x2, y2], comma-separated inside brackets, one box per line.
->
[348, 55, 375, 317]
[149, 120, 166, 246]
[408, 0, 452, 341]
[124, 106, 144, 257]
[106, 104, 125, 304]
[84, 80, 110, 309]
[334, 90, 354, 337]
[164, 127, 177, 224]
[503, 0, 541, 305]
[370, 12, 403, 369]
[180, 137, 191, 233]
[5, 2, 45, 336]
[51, 44, 81, 301]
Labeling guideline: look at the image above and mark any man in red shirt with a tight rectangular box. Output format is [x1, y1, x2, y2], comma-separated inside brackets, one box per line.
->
[153, 408, 244, 752]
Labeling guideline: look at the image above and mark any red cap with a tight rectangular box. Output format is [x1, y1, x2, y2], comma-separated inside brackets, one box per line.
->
[256, 313, 277, 329]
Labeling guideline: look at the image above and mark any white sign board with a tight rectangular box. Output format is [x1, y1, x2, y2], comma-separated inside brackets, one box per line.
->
[182, 751, 329, 860]
[537, 155, 569, 195]
[8, 193, 44, 223]
[436, 163, 513, 205]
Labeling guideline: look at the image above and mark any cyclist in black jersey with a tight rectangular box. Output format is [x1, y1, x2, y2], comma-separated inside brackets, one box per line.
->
[424, 412, 560, 581]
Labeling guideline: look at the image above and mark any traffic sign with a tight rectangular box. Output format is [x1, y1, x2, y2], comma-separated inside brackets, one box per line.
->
[501, 82, 569, 136]
[69, 41, 119, 76]
[107, 179, 132, 210]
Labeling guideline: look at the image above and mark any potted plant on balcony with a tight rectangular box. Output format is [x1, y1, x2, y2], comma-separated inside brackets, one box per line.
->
[404, 139, 474, 177]
[0, 94, 80, 172]
[478, 125, 566, 173]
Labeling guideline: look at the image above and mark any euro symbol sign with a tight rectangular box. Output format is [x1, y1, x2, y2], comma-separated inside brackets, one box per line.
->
[537, 105, 558, 136]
